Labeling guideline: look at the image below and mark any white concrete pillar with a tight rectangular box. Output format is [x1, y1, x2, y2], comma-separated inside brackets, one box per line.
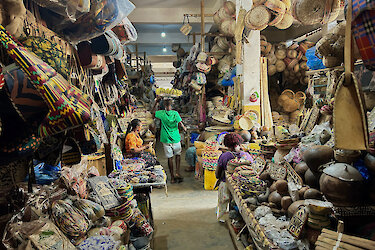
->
[236, 0, 261, 121]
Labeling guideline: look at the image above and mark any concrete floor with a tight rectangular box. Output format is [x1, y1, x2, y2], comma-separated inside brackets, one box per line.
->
[150, 144, 234, 250]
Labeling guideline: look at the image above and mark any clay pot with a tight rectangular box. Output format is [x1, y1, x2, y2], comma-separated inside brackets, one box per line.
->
[305, 169, 319, 188]
[303, 145, 334, 173]
[295, 162, 309, 179]
[281, 196, 293, 210]
[319, 163, 365, 206]
[304, 188, 323, 200]
[298, 186, 309, 199]
[364, 153, 375, 174]
[334, 149, 361, 164]
[275, 180, 289, 195]
[288, 200, 305, 217]
[268, 191, 282, 208]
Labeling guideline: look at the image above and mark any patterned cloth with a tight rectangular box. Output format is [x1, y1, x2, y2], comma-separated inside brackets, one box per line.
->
[352, 0, 375, 70]
[125, 132, 143, 153]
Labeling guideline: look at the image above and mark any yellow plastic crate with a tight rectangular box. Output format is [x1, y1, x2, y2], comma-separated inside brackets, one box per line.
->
[204, 169, 218, 190]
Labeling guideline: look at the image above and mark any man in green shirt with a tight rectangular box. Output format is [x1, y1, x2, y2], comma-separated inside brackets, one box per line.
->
[152, 97, 187, 184]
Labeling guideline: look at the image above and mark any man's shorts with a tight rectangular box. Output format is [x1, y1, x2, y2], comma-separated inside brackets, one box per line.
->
[162, 142, 182, 158]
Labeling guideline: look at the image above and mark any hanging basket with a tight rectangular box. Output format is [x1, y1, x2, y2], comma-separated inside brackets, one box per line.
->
[244, 5, 271, 31]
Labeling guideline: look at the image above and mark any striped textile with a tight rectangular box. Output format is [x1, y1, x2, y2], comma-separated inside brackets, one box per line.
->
[0, 25, 91, 137]
[352, 0, 375, 70]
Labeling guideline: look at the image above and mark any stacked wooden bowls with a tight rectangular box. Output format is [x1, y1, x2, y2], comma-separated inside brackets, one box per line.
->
[292, 0, 341, 25]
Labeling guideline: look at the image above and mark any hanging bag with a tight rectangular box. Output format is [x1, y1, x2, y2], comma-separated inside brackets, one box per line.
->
[0, 24, 92, 138]
[180, 15, 192, 36]
[333, 0, 369, 150]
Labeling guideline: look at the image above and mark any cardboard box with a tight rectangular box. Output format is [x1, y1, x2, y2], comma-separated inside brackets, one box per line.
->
[87, 155, 107, 176]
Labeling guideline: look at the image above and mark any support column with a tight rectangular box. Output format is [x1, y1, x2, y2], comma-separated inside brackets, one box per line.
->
[236, 0, 261, 123]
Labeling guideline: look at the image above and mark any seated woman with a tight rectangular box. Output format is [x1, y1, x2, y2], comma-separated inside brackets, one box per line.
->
[215, 133, 252, 222]
[124, 119, 156, 166]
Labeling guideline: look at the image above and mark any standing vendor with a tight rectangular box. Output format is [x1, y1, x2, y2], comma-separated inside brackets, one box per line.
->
[152, 97, 187, 184]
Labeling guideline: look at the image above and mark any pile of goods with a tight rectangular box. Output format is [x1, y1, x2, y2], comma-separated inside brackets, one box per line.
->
[155, 87, 182, 97]
[206, 96, 234, 127]
[213, 1, 237, 37]
[262, 35, 314, 86]
[3, 171, 154, 249]
[244, 0, 294, 31]
[315, 21, 361, 68]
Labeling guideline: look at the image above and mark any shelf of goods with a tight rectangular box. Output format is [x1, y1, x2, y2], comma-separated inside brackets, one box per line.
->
[226, 172, 276, 250]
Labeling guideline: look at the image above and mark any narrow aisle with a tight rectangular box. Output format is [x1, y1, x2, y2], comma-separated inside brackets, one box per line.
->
[151, 143, 234, 250]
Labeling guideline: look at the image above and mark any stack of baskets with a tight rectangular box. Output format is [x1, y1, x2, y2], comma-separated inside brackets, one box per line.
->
[262, 35, 314, 86]
[202, 143, 222, 190]
[244, 0, 294, 31]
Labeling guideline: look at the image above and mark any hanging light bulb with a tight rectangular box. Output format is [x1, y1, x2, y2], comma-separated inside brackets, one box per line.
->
[161, 31, 166, 38]
[163, 46, 167, 53]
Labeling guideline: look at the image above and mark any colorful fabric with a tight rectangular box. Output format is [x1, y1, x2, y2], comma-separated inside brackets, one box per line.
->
[21, 36, 69, 78]
[0, 24, 92, 138]
[352, 0, 375, 70]
[155, 110, 182, 144]
[125, 131, 143, 153]
[4, 67, 47, 122]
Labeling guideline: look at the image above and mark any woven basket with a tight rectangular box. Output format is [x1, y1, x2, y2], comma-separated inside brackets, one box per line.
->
[275, 13, 293, 29]
[211, 44, 225, 60]
[220, 19, 236, 37]
[292, 0, 340, 25]
[223, 1, 236, 16]
[202, 150, 222, 170]
[287, 49, 298, 59]
[267, 51, 277, 65]
[244, 5, 271, 30]
[216, 36, 230, 50]
[213, 11, 222, 25]
[265, 0, 286, 26]
[323, 56, 341, 68]
[275, 46, 287, 59]
[268, 64, 277, 76]
[276, 59, 286, 72]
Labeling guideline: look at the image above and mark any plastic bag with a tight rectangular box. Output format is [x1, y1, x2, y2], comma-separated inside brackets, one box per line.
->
[25, 162, 61, 185]
[306, 47, 326, 70]
[60, 0, 135, 42]
[112, 17, 138, 44]
[32, 0, 90, 22]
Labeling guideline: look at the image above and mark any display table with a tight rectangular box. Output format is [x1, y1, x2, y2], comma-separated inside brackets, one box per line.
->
[226, 172, 276, 250]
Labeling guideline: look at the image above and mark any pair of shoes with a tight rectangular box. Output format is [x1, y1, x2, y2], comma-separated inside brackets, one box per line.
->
[185, 166, 195, 172]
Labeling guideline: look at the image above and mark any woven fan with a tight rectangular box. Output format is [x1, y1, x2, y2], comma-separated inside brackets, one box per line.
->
[266, 162, 287, 180]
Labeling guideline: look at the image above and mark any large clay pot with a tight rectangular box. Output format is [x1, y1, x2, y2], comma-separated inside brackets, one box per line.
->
[303, 145, 334, 173]
[319, 163, 365, 206]
[295, 162, 308, 179]
[305, 169, 319, 188]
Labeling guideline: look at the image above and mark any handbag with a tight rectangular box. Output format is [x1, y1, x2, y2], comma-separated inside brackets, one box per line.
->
[0, 24, 92, 138]
[352, 0, 375, 70]
[180, 15, 192, 36]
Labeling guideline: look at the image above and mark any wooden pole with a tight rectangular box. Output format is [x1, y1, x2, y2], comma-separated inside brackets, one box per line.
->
[200, 0, 205, 52]
[136, 44, 139, 71]
[193, 33, 196, 44]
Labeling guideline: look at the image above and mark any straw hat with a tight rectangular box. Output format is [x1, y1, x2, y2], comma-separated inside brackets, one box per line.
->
[268, 64, 277, 76]
[211, 44, 225, 60]
[275, 13, 293, 29]
[281, 0, 291, 11]
[239, 116, 254, 130]
[213, 11, 222, 25]
[244, 5, 271, 31]
[218, 7, 232, 20]
[212, 110, 232, 124]
[276, 60, 286, 72]
[197, 52, 208, 63]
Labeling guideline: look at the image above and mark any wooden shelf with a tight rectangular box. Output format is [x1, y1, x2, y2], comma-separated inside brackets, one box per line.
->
[226, 172, 277, 250]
